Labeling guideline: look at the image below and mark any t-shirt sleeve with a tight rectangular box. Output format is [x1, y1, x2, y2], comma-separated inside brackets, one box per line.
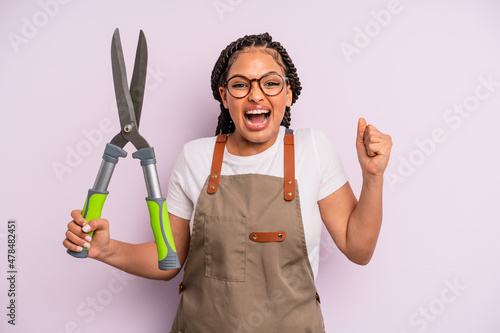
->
[312, 129, 349, 200]
[166, 147, 194, 220]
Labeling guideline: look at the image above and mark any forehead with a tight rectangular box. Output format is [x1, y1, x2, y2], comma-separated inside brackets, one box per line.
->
[227, 48, 285, 78]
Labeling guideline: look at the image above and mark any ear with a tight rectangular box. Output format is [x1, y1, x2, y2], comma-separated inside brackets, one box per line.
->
[285, 84, 293, 107]
[219, 86, 228, 109]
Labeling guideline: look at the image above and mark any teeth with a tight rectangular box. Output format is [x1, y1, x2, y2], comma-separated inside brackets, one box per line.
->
[245, 109, 270, 115]
[246, 116, 269, 125]
[244, 109, 270, 125]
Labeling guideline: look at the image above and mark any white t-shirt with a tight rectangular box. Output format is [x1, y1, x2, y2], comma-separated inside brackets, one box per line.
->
[166, 126, 348, 279]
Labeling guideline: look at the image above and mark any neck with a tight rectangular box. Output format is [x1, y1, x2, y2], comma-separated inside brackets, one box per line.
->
[225, 131, 279, 156]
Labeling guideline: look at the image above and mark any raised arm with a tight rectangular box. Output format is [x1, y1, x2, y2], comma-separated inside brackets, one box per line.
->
[319, 118, 392, 265]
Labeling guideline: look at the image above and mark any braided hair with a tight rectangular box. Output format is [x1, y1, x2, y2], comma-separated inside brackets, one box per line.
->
[211, 33, 302, 135]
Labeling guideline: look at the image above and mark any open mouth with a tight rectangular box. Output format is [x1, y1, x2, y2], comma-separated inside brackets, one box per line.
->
[244, 109, 270, 126]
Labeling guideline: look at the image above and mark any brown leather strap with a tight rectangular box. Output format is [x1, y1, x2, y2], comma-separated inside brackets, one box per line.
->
[207, 134, 227, 194]
[284, 130, 295, 201]
[208, 131, 295, 199]
[249, 231, 286, 242]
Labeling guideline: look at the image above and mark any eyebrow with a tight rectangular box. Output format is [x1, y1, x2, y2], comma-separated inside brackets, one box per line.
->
[228, 71, 281, 80]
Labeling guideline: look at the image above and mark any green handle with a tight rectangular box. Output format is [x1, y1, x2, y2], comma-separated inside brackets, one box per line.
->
[147, 198, 180, 270]
[67, 189, 108, 258]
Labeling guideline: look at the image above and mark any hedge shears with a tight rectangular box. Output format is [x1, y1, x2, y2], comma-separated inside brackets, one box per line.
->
[67, 28, 180, 270]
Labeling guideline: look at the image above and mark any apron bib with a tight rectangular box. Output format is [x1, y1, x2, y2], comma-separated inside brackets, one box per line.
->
[171, 130, 325, 332]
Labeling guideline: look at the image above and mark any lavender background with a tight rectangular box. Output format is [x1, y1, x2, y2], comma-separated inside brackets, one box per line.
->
[1, 0, 499, 332]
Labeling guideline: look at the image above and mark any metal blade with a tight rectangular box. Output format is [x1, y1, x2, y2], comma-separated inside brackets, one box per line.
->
[111, 28, 137, 132]
[130, 30, 148, 128]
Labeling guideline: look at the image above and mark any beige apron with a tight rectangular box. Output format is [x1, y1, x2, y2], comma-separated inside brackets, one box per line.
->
[171, 130, 325, 332]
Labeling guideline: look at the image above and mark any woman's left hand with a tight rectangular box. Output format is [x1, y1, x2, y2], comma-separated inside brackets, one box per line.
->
[356, 118, 392, 178]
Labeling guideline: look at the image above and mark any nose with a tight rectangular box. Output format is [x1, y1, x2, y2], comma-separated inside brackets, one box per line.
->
[248, 80, 265, 102]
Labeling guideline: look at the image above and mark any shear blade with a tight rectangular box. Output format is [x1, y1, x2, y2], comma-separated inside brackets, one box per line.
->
[111, 29, 137, 125]
[130, 30, 148, 128]
[110, 28, 149, 150]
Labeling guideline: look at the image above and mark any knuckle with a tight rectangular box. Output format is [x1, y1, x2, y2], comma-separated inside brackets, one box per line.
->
[71, 209, 81, 217]
[96, 218, 109, 226]
[68, 221, 80, 232]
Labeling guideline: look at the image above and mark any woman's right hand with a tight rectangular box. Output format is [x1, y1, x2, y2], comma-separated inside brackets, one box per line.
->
[63, 209, 190, 280]
[63, 210, 111, 260]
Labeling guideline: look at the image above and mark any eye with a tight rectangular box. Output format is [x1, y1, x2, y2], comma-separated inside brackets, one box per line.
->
[263, 81, 280, 87]
[261, 74, 283, 89]
[229, 78, 250, 90]
[231, 82, 249, 89]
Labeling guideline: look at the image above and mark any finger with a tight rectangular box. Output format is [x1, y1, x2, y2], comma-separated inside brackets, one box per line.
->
[65, 229, 91, 249]
[365, 146, 376, 157]
[356, 118, 367, 145]
[364, 131, 392, 150]
[70, 210, 87, 227]
[364, 125, 393, 148]
[63, 238, 85, 253]
[364, 142, 388, 157]
[364, 132, 382, 149]
[67, 220, 93, 239]
[81, 218, 109, 235]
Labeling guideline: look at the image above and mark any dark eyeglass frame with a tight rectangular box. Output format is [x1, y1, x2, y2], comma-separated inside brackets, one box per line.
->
[223, 72, 289, 99]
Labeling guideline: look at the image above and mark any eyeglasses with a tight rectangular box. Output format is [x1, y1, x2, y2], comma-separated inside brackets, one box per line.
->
[224, 72, 288, 99]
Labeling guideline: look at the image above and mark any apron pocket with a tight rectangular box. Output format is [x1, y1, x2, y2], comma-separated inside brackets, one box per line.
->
[204, 215, 247, 282]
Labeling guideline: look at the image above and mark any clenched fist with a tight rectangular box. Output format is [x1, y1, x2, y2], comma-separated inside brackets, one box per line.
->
[356, 118, 392, 178]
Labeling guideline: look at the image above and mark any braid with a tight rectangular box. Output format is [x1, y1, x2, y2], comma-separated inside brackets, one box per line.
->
[215, 104, 234, 135]
[269, 40, 302, 130]
[211, 33, 302, 135]
[281, 107, 291, 128]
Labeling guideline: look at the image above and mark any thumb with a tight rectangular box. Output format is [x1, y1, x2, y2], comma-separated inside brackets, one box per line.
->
[356, 117, 367, 145]
[82, 218, 109, 234]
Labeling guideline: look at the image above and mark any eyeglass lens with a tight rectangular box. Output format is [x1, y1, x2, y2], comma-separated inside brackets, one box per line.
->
[227, 74, 285, 98]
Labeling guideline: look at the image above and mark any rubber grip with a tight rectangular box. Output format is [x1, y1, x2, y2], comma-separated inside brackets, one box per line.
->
[146, 198, 180, 270]
[67, 189, 108, 258]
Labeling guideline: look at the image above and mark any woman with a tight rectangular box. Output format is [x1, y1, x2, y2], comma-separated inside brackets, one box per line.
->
[63, 33, 392, 332]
